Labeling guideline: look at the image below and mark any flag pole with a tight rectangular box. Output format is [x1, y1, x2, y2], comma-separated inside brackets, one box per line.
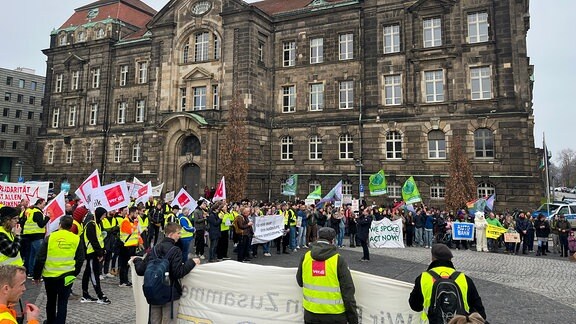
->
[543, 133, 551, 216]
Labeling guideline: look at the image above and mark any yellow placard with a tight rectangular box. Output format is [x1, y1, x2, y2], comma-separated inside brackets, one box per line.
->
[485, 224, 507, 239]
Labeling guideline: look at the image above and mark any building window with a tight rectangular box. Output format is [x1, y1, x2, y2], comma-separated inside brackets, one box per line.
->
[428, 130, 446, 159]
[425, 70, 444, 102]
[117, 102, 126, 124]
[339, 33, 353, 60]
[55, 74, 63, 93]
[182, 43, 190, 63]
[29, 96, 35, 105]
[384, 75, 402, 105]
[68, 105, 76, 127]
[423, 17, 442, 48]
[309, 180, 320, 193]
[6, 77, 12, 85]
[89, 103, 98, 125]
[77, 31, 86, 42]
[113, 143, 122, 163]
[13, 125, 20, 134]
[281, 136, 293, 160]
[1, 124, 6, 133]
[4, 92, 11, 101]
[70, 71, 79, 90]
[15, 110, 21, 118]
[137, 62, 148, 84]
[0, 140, 5, 149]
[282, 85, 296, 113]
[66, 146, 73, 164]
[430, 182, 445, 199]
[212, 85, 219, 109]
[96, 28, 105, 39]
[474, 128, 494, 158]
[119, 65, 128, 86]
[27, 111, 33, 119]
[470, 66, 492, 100]
[383, 24, 400, 54]
[11, 142, 17, 150]
[17, 94, 23, 103]
[180, 88, 187, 111]
[310, 38, 324, 64]
[468, 12, 489, 43]
[342, 180, 352, 196]
[24, 142, 30, 150]
[195, 32, 209, 62]
[85, 144, 93, 163]
[136, 100, 145, 123]
[30, 81, 37, 91]
[92, 68, 100, 88]
[309, 83, 324, 111]
[193, 87, 207, 110]
[339, 134, 354, 160]
[2, 108, 7, 117]
[51, 108, 60, 128]
[477, 182, 495, 198]
[214, 34, 221, 60]
[258, 41, 265, 63]
[132, 143, 141, 163]
[25, 126, 31, 135]
[59, 34, 67, 46]
[283, 41, 296, 67]
[309, 135, 323, 160]
[339, 81, 354, 109]
[47, 146, 54, 164]
[387, 182, 401, 198]
[386, 131, 402, 159]
[18, 79, 25, 88]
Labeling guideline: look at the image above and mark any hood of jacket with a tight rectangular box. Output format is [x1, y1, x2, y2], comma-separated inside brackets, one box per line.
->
[309, 240, 338, 261]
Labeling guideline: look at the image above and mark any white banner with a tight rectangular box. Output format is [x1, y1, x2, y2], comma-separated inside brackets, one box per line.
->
[91, 181, 130, 212]
[164, 191, 175, 202]
[172, 188, 197, 211]
[135, 182, 152, 205]
[74, 170, 100, 207]
[251, 215, 285, 244]
[130, 261, 418, 324]
[152, 183, 164, 197]
[0, 181, 49, 207]
[369, 218, 405, 248]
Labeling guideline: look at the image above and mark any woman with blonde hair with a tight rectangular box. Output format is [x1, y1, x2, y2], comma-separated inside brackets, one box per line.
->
[447, 312, 485, 324]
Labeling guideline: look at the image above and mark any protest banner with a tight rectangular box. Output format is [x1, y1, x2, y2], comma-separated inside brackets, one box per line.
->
[135, 182, 152, 205]
[351, 199, 360, 213]
[369, 218, 404, 248]
[504, 232, 521, 243]
[164, 191, 175, 202]
[0, 181, 49, 207]
[251, 215, 285, 244]
[130, 261, 419, 324]
[453, 223, 475, 240]
[486, 224, 507, 239]
[91, 181, 130, 212]
[152, 183, 164, 197]
[172, 188, 197, 211]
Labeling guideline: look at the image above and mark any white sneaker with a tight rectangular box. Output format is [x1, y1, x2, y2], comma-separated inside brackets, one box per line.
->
[99, 275, 105, 280]
[264, 253, 272, 257]
[200, 255, 205, 260]
[105, 273, 115, 278]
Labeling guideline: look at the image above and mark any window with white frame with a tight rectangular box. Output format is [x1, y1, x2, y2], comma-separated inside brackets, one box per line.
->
[85, 144, 93, 163]
[283, 41, 296, 67]
[119, 65, 128, 86]
[66, 146, 73, 164]
[339, 134, 354, 160]
[383, 24, 400, 54]
[428, 130, 446, 159]
[70, 71, 79, 90]
[387, 182, 401, 198]
[113, 143, 122, 163]
[89, 103, 98, 125]
[477, 182, 495, 198]
[180, 88, 187, 111]
[386, 131, 402, 159]
[310, 38, 323, 64]
[55, 74, 63, 93]
[425, 70, 444, 102]
[214, 34, 221, 60]
[182, 43, 190, 63]
[468, 12, 489, 43]
[430, 182, 445, 199]
[342, 180, 352, 195]
[195, 32, 209, 62]
[47, 146, 54, 164]
[474, 128, 494, 158]
[384, 74, 402, 105]
[117, 102, 126, 124]
[281, 136, 293, 160]
[193, 86, 206, 110]
[339, 81, 354, 109]
[423, 17, 442, 48]
[470, 66, 492, 100]
[51, 108, 60, 128]
[282, 85, 295, 113]
[92, 68, 100, 88]
[258, 41, 265, 63]
[339, 33, 353, 60]
[68, 105, 76, 127]
[59, 34, 67, 46]
[212, 85, 219, 109]
[309, 180, 320, 193]
[132, 143, 141, 163]
[136, 100, 145, 123]
[309, 83, 324, 111]
[137, 62, 148, 84]
[309, 135, 323, 160]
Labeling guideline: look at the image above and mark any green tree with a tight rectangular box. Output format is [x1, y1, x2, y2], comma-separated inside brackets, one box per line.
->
[445, 136, 476, 211]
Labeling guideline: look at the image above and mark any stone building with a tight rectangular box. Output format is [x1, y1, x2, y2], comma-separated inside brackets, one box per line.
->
[35, 0, 540, 208]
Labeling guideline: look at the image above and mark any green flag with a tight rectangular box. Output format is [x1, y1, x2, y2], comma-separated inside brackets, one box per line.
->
[282, 174, 298, 196]
[369, 170, 387, 196]
[402, 176, 422, 204]
[307, 185, 322, 200]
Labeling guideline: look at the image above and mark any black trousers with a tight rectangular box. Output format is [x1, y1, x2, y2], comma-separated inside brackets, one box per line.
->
[44, 277, 72, 324]
[195, 230, 206, 256]
[237, 235, 251, 262]
[118, 245, 136, 284]
[217, 230, 229, 259]
[360, 239, 370, 260]
[81, 254, 104, 298]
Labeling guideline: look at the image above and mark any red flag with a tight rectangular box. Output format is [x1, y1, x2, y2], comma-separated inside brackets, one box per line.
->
[212, 176, 226, 202]
[44, 192, 66, 221]
[75, 170, 100, 206]
[104, 184, 126, 209]
[172, 188, 197, 211]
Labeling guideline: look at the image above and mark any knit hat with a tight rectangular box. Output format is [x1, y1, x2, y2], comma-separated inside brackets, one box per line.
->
[72, 206, 89, 222]
[95, 207, 108, 219]
[0, 207, 19, 222]
[431, 243, 453, 261]
[318, 227, 336, 242]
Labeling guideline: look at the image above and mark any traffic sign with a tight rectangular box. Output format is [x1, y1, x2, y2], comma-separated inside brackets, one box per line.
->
[18, 176, 24, 183]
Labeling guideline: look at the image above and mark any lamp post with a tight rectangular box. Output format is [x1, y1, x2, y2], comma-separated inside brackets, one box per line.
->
[355, 158, 364, 199]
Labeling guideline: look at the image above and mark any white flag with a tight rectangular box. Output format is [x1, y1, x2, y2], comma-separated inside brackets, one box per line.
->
[212, 176, 226, 202]
[44, 192, 66, 236]
[135, 182, 153, 205]
[75, 170, 100, 209]
[152, 183, 164, 197]
[91, 181, 130, 212]
[172, 188, 197, 211]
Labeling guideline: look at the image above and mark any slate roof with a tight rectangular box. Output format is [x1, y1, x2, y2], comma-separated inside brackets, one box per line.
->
[59, 0, 156, 30]
[251, 0, 352, 16]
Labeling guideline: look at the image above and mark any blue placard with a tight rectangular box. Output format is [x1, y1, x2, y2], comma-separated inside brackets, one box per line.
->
[453, 223, 475, 240]
[18, 176, 24, 183]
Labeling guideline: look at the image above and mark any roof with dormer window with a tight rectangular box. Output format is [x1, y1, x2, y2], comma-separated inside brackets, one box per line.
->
[251, 0, 358, 16]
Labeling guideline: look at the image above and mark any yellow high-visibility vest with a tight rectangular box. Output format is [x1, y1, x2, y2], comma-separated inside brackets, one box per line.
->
[83, 221, 104, 254]
[0, 227, 23, 266]
[120, 217, 139, 247]
[43, 230, 79, 278]
[23, 207, 45, 235]
[179, 216, 194, 239]
[0, 310, 17, 323]
[72, 219, 84, 237]
[301, 252, 345, 314]
[420, 266, 470, 322]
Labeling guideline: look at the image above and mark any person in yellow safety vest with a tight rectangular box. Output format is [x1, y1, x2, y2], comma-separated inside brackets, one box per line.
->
[275, 203, 291, 255]
[32, 215, 84, 324]
[409, 243, 487, 324]
[178, 206, 195, 262]
[71, 206, 89, 237]
[0, 207, 24, 267]
[296, 227, 358, 324]
[287, 204, 298, 252]
[118, 207, 140, 287]
[21, 199, 49, 278]
[217, 204, 234, 260]
[136, 206, 150, 250]
[164, 205, 180, 228]
[80, 207, 111, 305]
[101, 211, 120, 279]
[148, 200, 165, 247]
[144, 196, 157, 215]
[0, 265, 40, 324]
[16, 199, 29, 221]
[109, 208, 128, 277]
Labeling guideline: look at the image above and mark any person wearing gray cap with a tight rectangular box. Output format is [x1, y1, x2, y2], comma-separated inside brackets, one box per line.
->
[408, 243, 487, 324]
[296, 227, 358, 324]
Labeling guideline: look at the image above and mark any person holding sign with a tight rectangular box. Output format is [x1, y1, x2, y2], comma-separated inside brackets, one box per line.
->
[485, 213, 504, 253]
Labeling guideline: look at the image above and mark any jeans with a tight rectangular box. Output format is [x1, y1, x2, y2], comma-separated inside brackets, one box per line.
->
[289, 227, 296, 250]
[180, 237, 193, 262]
[337, 224, 345, 247]
[424, 229, 433, 247]
[24, 238, 42, 276]
[209, 238, 219, 261]
[415, 228, 424, 247]
[296, 227, 307, 247]
[44, 277, 72, 324]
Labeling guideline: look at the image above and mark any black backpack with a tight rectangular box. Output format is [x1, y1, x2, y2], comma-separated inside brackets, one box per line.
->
[143, 245, 177, 306]
[427, 270, 467, 324]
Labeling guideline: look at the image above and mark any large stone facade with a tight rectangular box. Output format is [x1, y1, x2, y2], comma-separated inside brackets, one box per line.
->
[34, 0, 541, 208]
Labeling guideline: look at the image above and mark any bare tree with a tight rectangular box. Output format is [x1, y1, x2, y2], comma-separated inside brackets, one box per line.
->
[445, 136, 477, 212]
[556, 148, 576, 187]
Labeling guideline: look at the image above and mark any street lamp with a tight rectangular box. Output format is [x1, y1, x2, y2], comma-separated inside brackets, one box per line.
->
[355, 158, 364, 199]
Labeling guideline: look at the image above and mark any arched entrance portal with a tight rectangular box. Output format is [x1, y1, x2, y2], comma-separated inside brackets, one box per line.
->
[182, 163, 200, 198]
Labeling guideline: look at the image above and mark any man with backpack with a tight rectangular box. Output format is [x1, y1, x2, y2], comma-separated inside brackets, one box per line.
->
[408, 243, 487, 324]
[134, 222, 200, 323]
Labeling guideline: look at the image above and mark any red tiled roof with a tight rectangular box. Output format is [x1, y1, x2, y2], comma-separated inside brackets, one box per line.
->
[60, 0, 156, 30]
[251, 0, 345, 15]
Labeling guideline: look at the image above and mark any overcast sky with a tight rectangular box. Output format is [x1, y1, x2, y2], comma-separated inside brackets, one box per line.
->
[0, 0, 572, 159]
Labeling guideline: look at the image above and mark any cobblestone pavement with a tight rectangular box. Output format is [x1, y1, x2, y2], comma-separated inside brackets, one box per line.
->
[23, 244, 575, 323]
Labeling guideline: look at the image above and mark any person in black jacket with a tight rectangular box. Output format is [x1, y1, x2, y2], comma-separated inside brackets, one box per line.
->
[134, 222, 200, 323]
[81, 207, 110, 304]
[534, 214, 550, 256]
[357, 208, 373, 261]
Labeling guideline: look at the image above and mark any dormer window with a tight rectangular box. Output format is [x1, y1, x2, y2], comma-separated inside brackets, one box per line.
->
[59, 34, 67, 46]
[77, 31, 86, 43]
[96, 28, 105, 39]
